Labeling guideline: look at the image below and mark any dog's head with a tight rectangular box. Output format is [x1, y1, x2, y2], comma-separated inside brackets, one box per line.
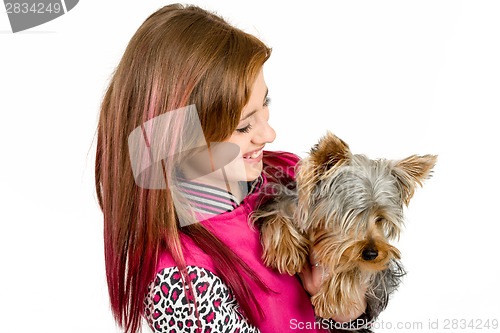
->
[295, 131, 437, 272]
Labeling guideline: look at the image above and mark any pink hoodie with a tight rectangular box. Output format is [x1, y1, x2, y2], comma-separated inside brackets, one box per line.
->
[156, 151, 328, 332]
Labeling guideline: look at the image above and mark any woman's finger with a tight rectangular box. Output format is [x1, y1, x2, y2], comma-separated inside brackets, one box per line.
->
[297, 260, 312, 293]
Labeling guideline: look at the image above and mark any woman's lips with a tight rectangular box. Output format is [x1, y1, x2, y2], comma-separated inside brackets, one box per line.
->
[243, 146, 265, 162]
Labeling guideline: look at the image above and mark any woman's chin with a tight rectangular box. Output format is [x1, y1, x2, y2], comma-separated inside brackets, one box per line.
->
[244, 160, 263, 181]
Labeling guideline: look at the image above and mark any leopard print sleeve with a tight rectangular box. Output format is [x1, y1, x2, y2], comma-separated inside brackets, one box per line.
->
[144, 265, 261, 333]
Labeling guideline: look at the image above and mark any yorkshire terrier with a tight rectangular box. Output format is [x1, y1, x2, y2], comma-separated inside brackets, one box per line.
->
[254, 132, 437, 331]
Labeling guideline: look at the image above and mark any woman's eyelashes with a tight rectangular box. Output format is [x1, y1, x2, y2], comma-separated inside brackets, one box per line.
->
[236, 96, 270, 134]
[236, 124, 252, 133]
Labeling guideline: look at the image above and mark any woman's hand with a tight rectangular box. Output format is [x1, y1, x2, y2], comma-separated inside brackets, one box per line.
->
[297, 251, 367, 323]
[297, 251, 329, 297]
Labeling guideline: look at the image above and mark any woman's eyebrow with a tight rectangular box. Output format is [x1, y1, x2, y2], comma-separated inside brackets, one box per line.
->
[240, 87, 269, 121]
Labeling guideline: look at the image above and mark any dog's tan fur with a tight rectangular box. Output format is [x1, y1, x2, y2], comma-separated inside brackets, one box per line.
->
[254, 131, 437, 320]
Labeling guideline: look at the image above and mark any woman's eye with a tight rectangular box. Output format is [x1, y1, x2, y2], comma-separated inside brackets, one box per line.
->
[236, 124, 252, 133]
[235, 96, 269, 134]
[264, 96, 271, 107]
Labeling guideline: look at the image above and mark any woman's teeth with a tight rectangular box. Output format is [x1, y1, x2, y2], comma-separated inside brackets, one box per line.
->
[244, 148, 263, 159]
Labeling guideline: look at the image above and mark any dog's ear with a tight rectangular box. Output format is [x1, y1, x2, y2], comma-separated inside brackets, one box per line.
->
[392, 154, 438, 206]
[309, 131, 351, 175]
[309, 131, 351, 173]
[297, 131, 351, 187]
[294, 132, 351, 231]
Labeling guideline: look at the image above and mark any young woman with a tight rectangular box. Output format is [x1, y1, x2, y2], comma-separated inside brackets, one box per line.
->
[95, 4, 367, 332]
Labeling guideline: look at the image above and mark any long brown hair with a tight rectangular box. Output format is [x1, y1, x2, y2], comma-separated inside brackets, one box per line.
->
[95, 4, 272, 333]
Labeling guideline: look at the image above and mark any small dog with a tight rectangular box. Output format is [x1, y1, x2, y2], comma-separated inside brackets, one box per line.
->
[254, 132, 436, 330]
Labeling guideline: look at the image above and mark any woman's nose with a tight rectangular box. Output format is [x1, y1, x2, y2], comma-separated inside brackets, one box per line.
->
[254, 120, 276, 145]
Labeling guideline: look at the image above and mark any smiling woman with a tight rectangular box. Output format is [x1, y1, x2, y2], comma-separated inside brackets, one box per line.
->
[94, 3, 363, 333]
[226, 69, 276, 181]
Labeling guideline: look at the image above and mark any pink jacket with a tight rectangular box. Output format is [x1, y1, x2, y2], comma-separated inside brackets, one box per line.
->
[154, 151, 327, 332]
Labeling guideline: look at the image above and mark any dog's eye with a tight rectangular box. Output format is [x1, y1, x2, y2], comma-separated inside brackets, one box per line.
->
[375, 217, 384, 223]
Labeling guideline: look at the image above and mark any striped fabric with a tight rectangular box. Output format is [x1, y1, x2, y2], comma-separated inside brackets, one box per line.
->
[175, 173, 264, 215]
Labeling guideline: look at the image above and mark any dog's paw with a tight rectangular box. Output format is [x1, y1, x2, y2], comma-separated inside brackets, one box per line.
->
[260, 214, 309, 275]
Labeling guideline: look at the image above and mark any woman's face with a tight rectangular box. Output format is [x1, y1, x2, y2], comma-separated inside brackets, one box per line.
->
[225, 69, 276, 181]
[178, 69, 276, 188]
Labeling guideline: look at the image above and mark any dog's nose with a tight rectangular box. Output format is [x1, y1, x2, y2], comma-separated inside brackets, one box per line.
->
[362, 248, 378, 261]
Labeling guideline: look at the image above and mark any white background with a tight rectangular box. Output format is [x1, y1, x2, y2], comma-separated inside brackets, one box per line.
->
[1, 1, 499, 332]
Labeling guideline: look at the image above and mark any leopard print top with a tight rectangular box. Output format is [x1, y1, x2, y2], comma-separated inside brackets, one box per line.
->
[144, 265, 260, 333]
